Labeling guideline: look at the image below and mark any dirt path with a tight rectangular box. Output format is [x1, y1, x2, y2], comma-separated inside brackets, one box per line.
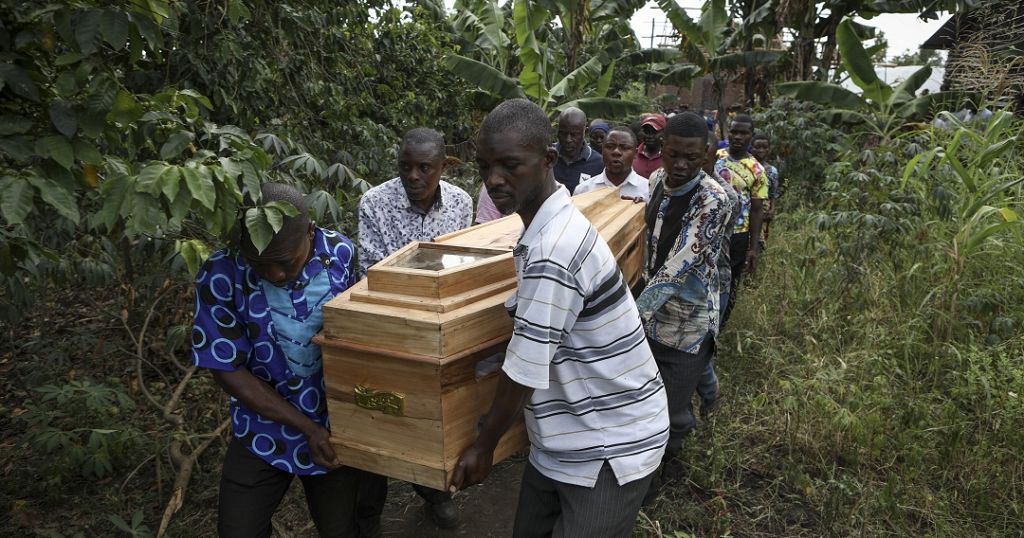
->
[380, 457, 526, 537]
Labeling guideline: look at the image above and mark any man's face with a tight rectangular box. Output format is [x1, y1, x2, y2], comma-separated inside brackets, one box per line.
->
[557, 116, 586, 159]
[589, 129, 607, 152]
[398, 142, 446, 205]
[601, 131, 637, 177]
[244, 224, 314, 287]
[641, 124, 663, 150]
[661, 135, 707, 189]
[477, 132, 555, 216]
[751, 139, 770, 163]
[728, 121, 753, 154]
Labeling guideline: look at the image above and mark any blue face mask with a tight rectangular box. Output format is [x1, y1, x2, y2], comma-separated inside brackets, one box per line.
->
[261, 264, 334, 378]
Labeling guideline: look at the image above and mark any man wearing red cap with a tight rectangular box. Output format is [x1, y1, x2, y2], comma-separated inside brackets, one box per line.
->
[632, 114, 666, 179]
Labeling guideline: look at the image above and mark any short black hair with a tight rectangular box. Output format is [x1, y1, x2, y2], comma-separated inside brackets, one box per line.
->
[400, 127, 446, 160]
[731, 113, 755, 129]
[607, 125, 637, 146]
[664, 112, 709, 143]
[479, 98, 551, 153]
[752, 133, 770, 144]
[240, 182, 310, 257]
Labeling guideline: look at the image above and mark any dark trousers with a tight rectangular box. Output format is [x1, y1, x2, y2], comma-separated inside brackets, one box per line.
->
[355, 473, 451, 524]
[218, 438, 364, 538]
[723, 231, 750, 325]
[649, 336, 716, 452]
[512, 461, 653, 538]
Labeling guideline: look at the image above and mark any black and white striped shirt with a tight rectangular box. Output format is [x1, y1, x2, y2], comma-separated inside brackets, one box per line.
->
[502, 188, 669, 487]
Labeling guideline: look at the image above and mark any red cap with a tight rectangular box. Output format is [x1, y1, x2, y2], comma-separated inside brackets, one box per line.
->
[641, 114, 667, 131]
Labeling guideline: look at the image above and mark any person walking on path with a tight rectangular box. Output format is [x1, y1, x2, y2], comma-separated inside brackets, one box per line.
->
[450, 98, 669, 538]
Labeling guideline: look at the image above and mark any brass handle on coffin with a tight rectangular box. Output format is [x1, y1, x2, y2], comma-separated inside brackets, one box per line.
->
[354, 385, 405, 417]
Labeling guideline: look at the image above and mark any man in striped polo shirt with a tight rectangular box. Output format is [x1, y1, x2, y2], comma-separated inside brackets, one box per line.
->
[450, 99, 669, 538]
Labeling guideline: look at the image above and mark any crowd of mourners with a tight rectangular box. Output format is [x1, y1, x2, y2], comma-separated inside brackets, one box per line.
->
[189, 98, 782, 537]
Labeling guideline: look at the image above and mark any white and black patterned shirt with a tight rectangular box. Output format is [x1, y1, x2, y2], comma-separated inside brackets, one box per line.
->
[502, 187, 669, 487]
[357, 177, 473, 275]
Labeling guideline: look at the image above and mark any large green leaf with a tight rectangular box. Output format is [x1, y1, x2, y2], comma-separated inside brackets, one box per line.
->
[698, 0, 728, 52]
[477, 1, 510, 54]
[776, 81, 868, 110]
[591, 0, 646, 21]
[836, 18, 890, 103]
[548, 56, 603, 102]
[711, 50, 784, 71]
[655, 0, 708, 69]
[596, 60, 616, 97]
[444, 54, 526, 99]
[513, 0, 549, 101]
[182, 165, 216, 210]
[556, 97, 644, 119]
[0, 63, 40, 101]
[888, 65, 932, 107]
[895, 90, 980, 120]
[36, 136, 75, 170]
[160, 130, 195, 160]
[622, 48, 683, 66]
[1, 177, 34, 225]
[244, 208, 274, 254]
[656, 63, 703, 87]
[48, 100, 79, 138]
[26, 175, 79, 224]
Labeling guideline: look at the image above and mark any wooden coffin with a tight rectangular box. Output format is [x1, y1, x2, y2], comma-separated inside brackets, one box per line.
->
[319, 187, 645, 490]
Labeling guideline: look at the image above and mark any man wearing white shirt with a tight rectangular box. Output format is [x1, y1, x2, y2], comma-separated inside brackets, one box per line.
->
[574, 126, 649, 202]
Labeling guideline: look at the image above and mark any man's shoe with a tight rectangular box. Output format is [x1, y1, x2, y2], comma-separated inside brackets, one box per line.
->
[700, 395, 721, 420]
[427, 499, 460, 529]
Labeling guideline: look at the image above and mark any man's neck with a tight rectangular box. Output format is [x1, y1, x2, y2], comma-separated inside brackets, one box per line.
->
[728, 148, 749, 160]
[411, 188, 439, 213]
[605, 168, 629, 186]
[518, 178, 559, 232]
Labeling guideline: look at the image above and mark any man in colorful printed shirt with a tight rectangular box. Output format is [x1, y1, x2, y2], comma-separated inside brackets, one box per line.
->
[357, 127, 468, 529]
[192, 183, 365, 537]
[637, 113, 729, 490]
[358, 128, 473, 276]
[715, 114, 768, 321]
[751, 133, 780, 245]
[451, 98, 669, 538]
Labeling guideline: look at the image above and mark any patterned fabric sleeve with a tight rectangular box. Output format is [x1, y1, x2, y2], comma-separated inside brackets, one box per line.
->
[357, 195, 387, 276]
[192, 257, 253, 372]
[752, 163, 769, 200]
[502, 258, 585, 390]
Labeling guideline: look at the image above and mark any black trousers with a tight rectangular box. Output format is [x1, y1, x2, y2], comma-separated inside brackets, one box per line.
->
[512, 461, 653, 538]
[723, 231, 750, 325]
[649, 336, 716, 452]
[355, 473, 451, 524]
[218, 438, 365, 538]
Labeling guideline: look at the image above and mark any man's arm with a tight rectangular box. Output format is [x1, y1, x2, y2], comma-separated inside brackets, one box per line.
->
[211, 369, 339, 469]
[448, 370, 533, 492]
[357, 199, 386, 276]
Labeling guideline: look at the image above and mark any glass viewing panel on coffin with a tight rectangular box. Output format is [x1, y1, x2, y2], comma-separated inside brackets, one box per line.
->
[391, 247, 497, 271]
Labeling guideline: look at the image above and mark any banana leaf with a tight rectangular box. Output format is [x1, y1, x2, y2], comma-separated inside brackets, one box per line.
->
[655, 0, 709, 69]
[895, 90, 981, 119]
[836, 18, 891, 103]
[776, 81, 868, 110]
[712, 50, 784, 71]
[548, 55, 604, 101]
[443, 54, 526, 99]
[888, 65, 932, 107]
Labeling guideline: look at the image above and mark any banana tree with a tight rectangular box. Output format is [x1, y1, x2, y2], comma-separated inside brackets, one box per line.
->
[657, 0, 784, 130]
[776, 18, 977, 140]
[440, 0, 676, 117]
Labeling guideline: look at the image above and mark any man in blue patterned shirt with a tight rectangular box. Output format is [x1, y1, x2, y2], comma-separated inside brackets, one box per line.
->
[192, 183, 365, 537]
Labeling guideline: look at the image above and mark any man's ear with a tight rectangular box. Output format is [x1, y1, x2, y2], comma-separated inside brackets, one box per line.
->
[542, 146, 558, 169]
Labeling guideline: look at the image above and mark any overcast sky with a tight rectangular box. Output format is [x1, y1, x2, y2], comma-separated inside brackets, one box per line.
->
[440, 0, 951, 61]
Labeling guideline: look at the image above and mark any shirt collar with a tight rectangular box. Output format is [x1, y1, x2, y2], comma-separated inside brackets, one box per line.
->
[595, 169, 647, 189]
[397, 178, 446, 215]
[519, 186, 572, 248]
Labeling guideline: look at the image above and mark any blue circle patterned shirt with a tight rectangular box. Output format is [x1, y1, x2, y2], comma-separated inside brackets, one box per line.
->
[191, 228, 356, 475]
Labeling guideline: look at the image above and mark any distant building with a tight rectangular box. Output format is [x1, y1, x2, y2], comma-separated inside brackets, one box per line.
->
[922, 0, 1024, 102]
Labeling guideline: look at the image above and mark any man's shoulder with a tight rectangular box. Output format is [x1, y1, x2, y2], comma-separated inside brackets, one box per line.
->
[360, 178, 401, 207]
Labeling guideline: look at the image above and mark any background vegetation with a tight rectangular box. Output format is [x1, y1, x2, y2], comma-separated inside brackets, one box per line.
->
[1, 0, 1021, 537]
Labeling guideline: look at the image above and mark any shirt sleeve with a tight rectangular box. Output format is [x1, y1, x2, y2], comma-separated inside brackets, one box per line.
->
[753, 164, 769, 200]
[475, 185, 503, 224]
[502, 256, 585, 390]
[357, 196, 386, 276]
[192, 257, 252, 372]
